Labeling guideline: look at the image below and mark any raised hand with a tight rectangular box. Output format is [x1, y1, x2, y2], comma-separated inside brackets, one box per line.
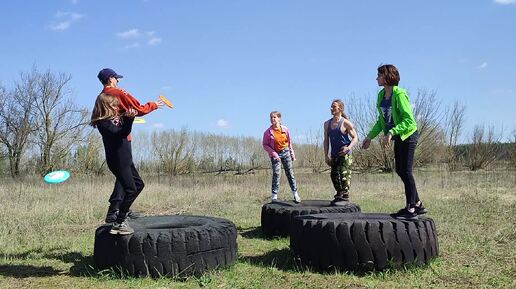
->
[124, 108, 138, 117]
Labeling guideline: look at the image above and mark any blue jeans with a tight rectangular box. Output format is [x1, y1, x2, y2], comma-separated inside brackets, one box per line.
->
[271, 149, 297, 195]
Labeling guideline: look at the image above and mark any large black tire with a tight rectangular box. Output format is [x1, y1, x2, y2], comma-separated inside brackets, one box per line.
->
[94, 215, 238, 277]
[290, 213, 438, 271]
[261, 200, 361, 237]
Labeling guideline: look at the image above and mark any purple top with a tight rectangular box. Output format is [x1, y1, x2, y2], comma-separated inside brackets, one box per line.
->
[262, 125, 296, 160]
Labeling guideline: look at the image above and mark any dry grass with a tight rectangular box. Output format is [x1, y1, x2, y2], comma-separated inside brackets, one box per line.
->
[0, 169, 515, 288]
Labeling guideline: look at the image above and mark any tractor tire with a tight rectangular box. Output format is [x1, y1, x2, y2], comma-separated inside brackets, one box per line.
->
[94, 215, 238, 277]
[290, 212, 438, 271]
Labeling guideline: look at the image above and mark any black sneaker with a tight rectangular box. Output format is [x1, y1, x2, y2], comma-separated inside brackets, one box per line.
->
[109, 220, 135, 235]
[127, 210, 141, 219]
[415, 203, 428, 215]
[332, 192, 349, 202]
[391, 208, 418, 220]
[105, 209, 119, 224]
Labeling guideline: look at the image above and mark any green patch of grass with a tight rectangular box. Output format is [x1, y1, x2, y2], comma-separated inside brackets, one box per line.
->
[0, 170, 515, 288]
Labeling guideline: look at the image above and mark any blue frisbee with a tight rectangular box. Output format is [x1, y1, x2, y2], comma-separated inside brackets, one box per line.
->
[43, 170, 71, 184]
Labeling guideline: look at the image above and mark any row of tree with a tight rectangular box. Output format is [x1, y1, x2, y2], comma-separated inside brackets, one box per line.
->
[0, 69, 514, 178]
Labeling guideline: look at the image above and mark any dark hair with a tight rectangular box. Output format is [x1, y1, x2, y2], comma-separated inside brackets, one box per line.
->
[332, 99, 349, 119]
[378, 64, 400, 86]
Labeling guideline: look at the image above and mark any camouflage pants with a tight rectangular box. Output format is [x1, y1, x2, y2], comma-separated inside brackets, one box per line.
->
[330, 154, 353, 194]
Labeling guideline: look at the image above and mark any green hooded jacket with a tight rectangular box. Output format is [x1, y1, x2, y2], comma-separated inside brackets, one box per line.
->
[366, 86, 417, 141]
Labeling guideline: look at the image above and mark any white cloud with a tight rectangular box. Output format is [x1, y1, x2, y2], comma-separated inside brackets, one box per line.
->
[148, 37, 162, 46]
[161, 86, 171, 90]
[476, 62, 488, 69]
[117, 29, 162, 47]
[49, 21, 71, 31]
[48, 11, 83, 31]
[493, 0, 516, 5]
[124, 42, 141, 49]
[217, 119, 230, 128]
[117, 29, 141, 39]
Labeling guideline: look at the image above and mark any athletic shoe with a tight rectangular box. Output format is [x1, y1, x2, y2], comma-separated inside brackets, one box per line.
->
[292, 191, 301, 203]
[391, 208, 418, 220]
[109, 221, 134, 235]
[271, 194, 278, 203]
[332, 191, 349, 202]
[105, 209, 119, 224]
[415, 203, 428, 215]
[127, 210, 141, 219]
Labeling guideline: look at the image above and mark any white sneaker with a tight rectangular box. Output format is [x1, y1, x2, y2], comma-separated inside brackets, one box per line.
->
[271, 194, 278, 202]
[292, 191, 301, 203]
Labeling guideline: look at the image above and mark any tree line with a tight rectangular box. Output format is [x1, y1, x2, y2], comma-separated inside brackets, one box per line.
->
[0, 69, 514, 178]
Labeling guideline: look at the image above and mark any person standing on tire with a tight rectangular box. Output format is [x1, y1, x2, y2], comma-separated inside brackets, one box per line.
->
[90, 93, 140, 235]
[97, 68, 164, 223]
[262, 111, 301, 203]
[361, 64, 427, 220]
[323, 99, 358, 204]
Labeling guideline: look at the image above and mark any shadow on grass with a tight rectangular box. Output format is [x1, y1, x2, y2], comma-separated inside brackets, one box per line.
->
[240, 247, 439, 276]
[241, 248, 301, 272]
[0, 264, 62, 278]
[42, 251, 96, 277]
[0, 247, 95, 278]
[238, 226, 265, 239]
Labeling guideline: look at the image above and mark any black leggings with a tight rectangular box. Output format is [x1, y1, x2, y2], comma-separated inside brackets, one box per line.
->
[394, 131, 420, 208]
[108, 162, 144, 222]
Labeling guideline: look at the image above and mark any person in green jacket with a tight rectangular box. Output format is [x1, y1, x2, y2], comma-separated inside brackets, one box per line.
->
[361, 64, 427, 220]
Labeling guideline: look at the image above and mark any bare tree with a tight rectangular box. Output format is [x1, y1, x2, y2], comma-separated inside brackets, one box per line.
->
[466, 125, 503, 170]
[296, 129, 325, 173]
[25, 68, 89, 174]
[509, 128, 516, 170]
[345, 93, 393, 172]
[444, 101, 466, 170]
[0, 82, 37, 177]
[151, 129, 195, 175]
[72, 132, 105, 175]
[411, 89, 447, 165]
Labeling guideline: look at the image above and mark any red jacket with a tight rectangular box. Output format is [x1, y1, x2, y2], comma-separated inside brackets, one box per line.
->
[102, 86, 158, 116]
[102, 86, 158, 140]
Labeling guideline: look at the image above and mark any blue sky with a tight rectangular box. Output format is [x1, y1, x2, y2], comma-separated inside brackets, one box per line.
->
[1, 0, 515, 143]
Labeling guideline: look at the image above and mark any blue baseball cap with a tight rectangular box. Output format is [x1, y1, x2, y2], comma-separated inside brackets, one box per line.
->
[97, 68, 123, 83]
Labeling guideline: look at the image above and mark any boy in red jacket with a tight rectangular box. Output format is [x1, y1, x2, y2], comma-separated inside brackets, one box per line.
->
[97, 68, 164, 223]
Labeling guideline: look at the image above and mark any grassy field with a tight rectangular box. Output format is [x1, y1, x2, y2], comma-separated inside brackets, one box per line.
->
[0, 169, 514, 289]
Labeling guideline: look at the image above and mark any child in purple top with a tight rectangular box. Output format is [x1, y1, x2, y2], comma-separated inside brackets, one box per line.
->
[262, 111, 301, 203]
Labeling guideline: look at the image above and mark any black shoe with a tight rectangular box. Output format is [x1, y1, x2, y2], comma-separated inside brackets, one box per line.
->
[332, 192, 349, 202]
[391, 208, 418, 220]
[105, 209, 119, 223]
[109, 220, 135, 235]
[415, 203, 428, 215]
[127, 210, 141, 219]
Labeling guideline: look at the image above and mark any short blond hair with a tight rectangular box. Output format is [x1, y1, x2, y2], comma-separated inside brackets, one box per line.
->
[270, 111, 281, 118]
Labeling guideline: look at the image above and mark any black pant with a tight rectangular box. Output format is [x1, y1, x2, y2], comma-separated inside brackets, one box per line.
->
[107, 161, 144, 222]
[394, 131, 420, 208]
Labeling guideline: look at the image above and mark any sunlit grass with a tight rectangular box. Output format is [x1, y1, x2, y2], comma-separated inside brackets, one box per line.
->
[0, 169, 514, 288]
